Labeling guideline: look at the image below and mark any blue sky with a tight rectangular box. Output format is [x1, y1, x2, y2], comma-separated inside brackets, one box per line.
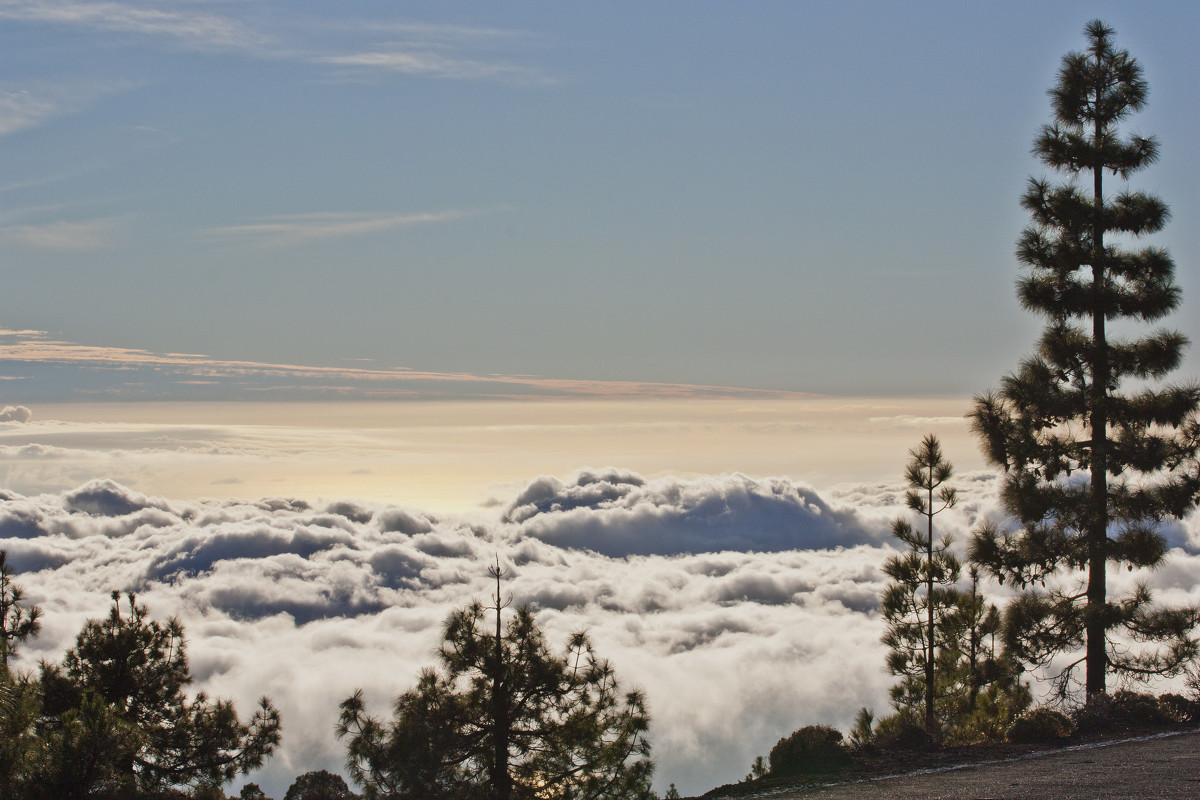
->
[3, 0, 1198, 397]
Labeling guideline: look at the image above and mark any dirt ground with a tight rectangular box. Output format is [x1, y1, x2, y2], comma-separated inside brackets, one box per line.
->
[742, 730, 1200, 800]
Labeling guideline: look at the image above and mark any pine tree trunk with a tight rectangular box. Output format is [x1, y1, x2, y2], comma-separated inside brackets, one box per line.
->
[925, 482, 936, 733]
[968, 575, 979, 710]
[491, 589, 512, 800]
[1085, 79, 1109, 700]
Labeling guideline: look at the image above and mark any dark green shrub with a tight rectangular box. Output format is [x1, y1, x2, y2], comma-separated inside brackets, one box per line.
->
[1158, 693, 1200, 724]
[1005, 707, 1074, 743]
[945, 678, 1032, 746]
[873, 712, 931, 751]
[1071, 693, 1115, 732]
[768, 725, 848, 777]
[1112, 691, 1169, 724]
[1073, 691, 1170, 733]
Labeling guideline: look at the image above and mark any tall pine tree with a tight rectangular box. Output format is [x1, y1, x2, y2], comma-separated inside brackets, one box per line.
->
[970, 20, 1200, 699]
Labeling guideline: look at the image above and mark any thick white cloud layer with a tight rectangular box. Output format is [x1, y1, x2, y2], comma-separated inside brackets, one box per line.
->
[3, 470, 1198, 797]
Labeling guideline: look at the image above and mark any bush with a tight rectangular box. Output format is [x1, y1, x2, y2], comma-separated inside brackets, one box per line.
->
[1071, 694, 1115, 733]
[873, 712, 931, 751]
[1072, 691, 1170, 733]
[1005, 708, 1074, 743]
[1158, 693, 1200, 724]
[1112, 691, 1170, 724]
[767, 725, 848, 777]
[944, 679, 1032, 746]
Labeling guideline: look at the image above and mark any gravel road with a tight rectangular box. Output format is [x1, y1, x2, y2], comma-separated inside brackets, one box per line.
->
[756, 730, 1200, 800]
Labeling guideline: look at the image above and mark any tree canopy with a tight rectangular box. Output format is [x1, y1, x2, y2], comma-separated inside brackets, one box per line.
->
[0, 590, 282, 800]
[337, 564, 653, 800]
[284, 769, 354, 800]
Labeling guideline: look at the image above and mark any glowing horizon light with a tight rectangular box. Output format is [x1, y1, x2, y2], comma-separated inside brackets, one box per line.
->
[1, 396, 984, 513]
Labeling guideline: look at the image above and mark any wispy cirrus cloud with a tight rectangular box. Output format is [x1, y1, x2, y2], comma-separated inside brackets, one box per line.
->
[2, 2, 551, 81]
[317, 50, 552, 85]
[349, 21, 530, 44]
[0, 2, 268, 137]
[203, 210, 471, 246]
[1, 216, 127, 250]
[0, 88, 57, 135]
[313, 19, 551, 84]
[0, 80, 139, 136]
[0, 0, 269, 52]
[0, 4, 551, 137]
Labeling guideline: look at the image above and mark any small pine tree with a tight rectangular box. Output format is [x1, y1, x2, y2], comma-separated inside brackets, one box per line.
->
[943, 568, 1001, 711]
[847, 707, 875, 749]
[744, 754, 767, 781]
[881, 435, 960, 735]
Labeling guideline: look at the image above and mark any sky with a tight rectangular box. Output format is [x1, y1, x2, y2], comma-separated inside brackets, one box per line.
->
[3, 2, 1200, 798]
[2, 0, 1198, 397]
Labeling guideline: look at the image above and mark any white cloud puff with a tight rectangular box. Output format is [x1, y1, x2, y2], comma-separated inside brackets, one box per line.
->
[505, 468, 890, 556]
[0, 405, 33, 422]
[2, 469, 1196, 797]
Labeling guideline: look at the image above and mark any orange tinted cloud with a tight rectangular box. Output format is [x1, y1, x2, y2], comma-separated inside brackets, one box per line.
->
[0, 328, 812, 401]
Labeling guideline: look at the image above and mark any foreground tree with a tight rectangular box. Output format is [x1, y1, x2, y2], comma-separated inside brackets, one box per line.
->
[0, 660, 48, 796]
[37, 592, 282, 798]
[881, 435, 960, 734]
[0, 552, 48, 797]
[970, 20, 1200, 699]
[0, 551, 42, 672]
[337, 563, 653, 800]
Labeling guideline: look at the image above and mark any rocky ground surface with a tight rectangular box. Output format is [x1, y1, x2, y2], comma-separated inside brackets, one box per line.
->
[699, 727, 1200, 800]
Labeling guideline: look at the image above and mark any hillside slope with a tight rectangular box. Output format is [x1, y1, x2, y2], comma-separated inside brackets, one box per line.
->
[708, 729, 1200, 800]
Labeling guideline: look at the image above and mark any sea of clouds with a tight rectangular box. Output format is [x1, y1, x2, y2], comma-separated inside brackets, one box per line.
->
[3, 466, 1200, 797]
